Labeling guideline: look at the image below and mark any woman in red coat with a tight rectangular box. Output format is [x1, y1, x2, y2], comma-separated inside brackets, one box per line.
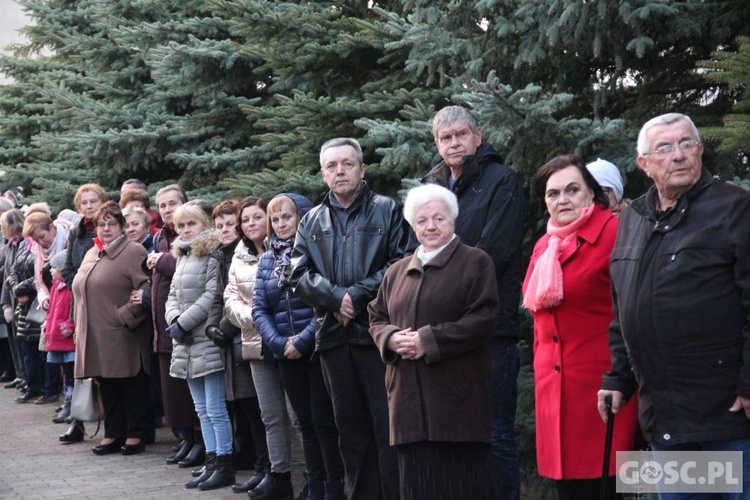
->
[523, 154, 639, 500]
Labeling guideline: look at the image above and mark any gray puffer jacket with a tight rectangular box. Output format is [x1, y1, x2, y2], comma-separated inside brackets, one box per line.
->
[166, 230, 223, 379]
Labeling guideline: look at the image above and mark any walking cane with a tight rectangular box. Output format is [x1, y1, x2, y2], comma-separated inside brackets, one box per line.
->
[600, 394, 615, 500]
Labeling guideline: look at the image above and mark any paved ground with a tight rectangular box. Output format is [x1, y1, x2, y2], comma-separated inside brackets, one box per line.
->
[0, 386, 307, 499]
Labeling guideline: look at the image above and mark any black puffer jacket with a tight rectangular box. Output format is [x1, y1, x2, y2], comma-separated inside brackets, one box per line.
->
[292, 183, 409, 351]
[8, 239, 41, 342]
[602, 168, 750, 445]
[62, 220, 95, 290]
[423, 142, 526, 340]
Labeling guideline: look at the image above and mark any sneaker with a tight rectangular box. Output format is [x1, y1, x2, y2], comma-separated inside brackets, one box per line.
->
[35, 394, 60, 405]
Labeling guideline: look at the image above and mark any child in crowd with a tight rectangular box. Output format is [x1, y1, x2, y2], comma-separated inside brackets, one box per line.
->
[45, 250, 75, 424]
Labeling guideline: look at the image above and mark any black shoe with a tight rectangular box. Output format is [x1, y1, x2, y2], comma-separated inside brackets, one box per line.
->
[4, 378, 23, 389]
[232, 472, 266, 493]
[15, 391, 40, 403]
[249, 472, 295, 500]
[185, 452, 216, 489]
[121, 441, 146, 456]
[17, 381, 27, 392]
[0, 371, 14, 382]
[92, 438, 126, 455]
[59, 421, 85, 443]
[178, 443, 205, 468]
[198, 454, 235, 491]
[166, 439, 192, 464]
[34, 394, 60, 405]
[192, 465, 206, 477]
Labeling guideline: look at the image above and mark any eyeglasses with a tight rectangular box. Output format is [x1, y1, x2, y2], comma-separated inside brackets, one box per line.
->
[644, 140, 701, 158]
[96, 221, 119, 229]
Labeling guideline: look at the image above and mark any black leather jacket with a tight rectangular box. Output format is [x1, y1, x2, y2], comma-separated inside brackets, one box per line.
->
[603, 168, 750, 445]
[291, 183, 409, 351]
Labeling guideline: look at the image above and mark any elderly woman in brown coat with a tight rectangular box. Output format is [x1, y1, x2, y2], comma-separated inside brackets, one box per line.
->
[73, 201, 151, 456]
[368, 184, 499, 500]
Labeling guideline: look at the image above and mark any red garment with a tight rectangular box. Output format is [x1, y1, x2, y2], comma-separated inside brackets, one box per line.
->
[44, 278, 74, 352]
[149, 209, 163, 236]
[523, 204, 639, 479]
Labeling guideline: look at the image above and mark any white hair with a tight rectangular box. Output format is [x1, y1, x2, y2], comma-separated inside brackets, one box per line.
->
[403, 184, 459, 228]
[637, 113, 700, 156]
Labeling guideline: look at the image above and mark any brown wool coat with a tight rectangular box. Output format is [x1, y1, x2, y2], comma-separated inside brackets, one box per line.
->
[368, 236, 499, 446]
[73, 236, 150, 379]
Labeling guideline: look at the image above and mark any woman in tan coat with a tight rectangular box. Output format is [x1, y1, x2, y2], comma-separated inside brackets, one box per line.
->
[73, 201, 151, 456]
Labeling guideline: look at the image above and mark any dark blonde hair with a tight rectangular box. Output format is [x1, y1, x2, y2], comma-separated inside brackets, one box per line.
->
[122, 205, 151, 228]
[22, 212, 53, 238]
[266, 196, 298, 238]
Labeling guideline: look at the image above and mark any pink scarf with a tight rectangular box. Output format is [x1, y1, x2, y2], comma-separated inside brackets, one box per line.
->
[523, 203, 595, 311]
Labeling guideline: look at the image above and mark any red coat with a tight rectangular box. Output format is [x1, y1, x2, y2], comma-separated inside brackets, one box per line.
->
[44, 279, 74, 352]
[523, 204, 639, 480]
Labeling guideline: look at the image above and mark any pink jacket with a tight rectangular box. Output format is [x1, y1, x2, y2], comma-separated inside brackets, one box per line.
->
[44, 278, 74, 352]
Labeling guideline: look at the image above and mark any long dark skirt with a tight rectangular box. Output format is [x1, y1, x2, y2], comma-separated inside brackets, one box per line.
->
[158, 353, 199, 428]
[397, 440, 494, 500]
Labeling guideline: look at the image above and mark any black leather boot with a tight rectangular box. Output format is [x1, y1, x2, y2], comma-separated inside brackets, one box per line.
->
[59, 419, 84, 443]
[166, 438, 192, 464]
[178, 430, 205, 468]
[249, 471, 294, 500]
[233, 471, 266, 492]
[185, 452, 216, 489]
[198, 453, 235, 490]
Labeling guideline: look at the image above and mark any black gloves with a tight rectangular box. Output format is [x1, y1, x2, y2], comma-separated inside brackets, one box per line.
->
[206, 325, 231, 349]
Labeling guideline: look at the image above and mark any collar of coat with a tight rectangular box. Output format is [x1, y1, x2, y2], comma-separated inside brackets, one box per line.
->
[172, 230, 221, 259]
[631, 166, 713, 221]
[98, 234, 131, 260]
[405, 235, 462, 274]
[422, 142, 504, 196]
[232, 239, 260, 264]
[322, 181, 372, 212]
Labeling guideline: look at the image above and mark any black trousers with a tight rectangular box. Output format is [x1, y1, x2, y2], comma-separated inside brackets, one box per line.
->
[397, 441, 494, 500]
[279, 357, 344, 482]
[99, 370, 150, 440]
[234, 396, 270, 473]
[320, 343, 399, 500]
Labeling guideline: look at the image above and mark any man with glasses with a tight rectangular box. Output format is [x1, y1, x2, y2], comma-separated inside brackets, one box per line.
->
[598, 113, 750, 497]
[292, 137, 408, 500]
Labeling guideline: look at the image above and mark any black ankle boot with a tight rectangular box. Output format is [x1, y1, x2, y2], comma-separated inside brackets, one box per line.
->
[249, 471, 294, 500]
[59, 420, 84, 443]
[166, 438, 192, 464]
[178, 430, 205, 467]
[198, 453, 235, 490]
[233, 471, 266, 492]
[185, 452, 216, 489]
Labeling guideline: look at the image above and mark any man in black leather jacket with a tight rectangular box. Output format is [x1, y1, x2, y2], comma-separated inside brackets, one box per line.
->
[292, 137, 408, 500]
[599, 113, 750, 497]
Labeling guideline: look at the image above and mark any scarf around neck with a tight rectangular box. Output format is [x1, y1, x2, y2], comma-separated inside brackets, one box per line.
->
[270, 235, 295, 289]
[523, 203, 596, 311]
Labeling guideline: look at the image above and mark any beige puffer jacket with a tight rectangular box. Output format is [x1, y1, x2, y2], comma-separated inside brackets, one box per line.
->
[224, 241, 262, 360]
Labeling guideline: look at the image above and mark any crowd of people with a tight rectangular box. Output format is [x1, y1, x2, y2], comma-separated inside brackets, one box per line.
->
[0, 109, 748, 500]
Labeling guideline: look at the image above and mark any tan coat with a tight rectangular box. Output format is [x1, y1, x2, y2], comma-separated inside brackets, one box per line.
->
[73, 235, 150, 379]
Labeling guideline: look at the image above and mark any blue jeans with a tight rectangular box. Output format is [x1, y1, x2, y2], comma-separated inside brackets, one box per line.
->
[650, 438, 750, 500]
[491, 341, 520, 500]
[187, 370, 233, 456]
